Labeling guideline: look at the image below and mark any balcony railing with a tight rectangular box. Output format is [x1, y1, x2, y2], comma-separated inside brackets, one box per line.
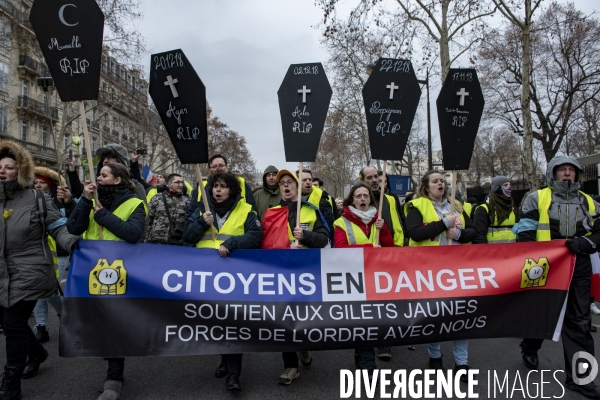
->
[0, 133, 56, 162]
[17, 95, 59, 120]
[0, 1, 32, 30]
[101, 67, 146, 102]
[18, 55, 50, 77]
[98, 90, 142, 120]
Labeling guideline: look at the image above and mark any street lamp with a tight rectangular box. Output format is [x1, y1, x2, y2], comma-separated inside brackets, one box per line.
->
[417, 69, 432, 171]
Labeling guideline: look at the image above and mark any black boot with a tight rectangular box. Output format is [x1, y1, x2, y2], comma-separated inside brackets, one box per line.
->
[34, 325, 49, 344]
[22, 346, 48, 379]
[0, 365, 24, 400]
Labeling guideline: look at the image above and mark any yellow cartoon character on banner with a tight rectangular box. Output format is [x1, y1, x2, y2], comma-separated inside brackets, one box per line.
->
[520, 257, 550, 288]
[89, 258, 127, 295]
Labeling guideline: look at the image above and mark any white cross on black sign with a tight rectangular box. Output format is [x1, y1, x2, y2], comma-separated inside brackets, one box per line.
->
[298, 85, 311, 103]
[386, 82, 399, 100]
[164, 75, 179, 98]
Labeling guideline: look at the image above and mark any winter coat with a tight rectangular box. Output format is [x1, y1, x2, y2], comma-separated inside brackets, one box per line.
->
[254, 165, 281, 220]
[334, 206, 394, 248]
[0, 140, 78, 307]
[186, 175, 257, 220]
[144, 191, 190, 245]
[280, 199, 330, 248]
[66, 185, 147, 243]
[519, 155, 600, 274]
[405, 198, 477, 244]
[183, 195, 262, 251]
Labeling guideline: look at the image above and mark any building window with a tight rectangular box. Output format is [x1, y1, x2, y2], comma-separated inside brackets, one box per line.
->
[91, 137, 96, 153]
[41, 127, 48, 147]
[64, 136, 69, 150]
[19, 119, 27, 142]
[0, 106, 6, 134]
[20, 79, 28, 97]
[0, 20, 10, 48]
[0, 61, 8, 92]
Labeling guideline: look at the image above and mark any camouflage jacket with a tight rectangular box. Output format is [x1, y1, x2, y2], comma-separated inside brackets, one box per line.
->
[144, 191, 190, 245]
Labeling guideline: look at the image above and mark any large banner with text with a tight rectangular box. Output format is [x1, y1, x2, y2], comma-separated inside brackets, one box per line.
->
[60, 241, 575, 357]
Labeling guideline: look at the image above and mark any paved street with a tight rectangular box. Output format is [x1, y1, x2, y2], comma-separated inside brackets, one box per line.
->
[6, 312, 600, 399]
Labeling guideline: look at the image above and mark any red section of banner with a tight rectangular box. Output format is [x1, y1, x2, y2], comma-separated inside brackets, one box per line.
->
[363, 241, 575, 301]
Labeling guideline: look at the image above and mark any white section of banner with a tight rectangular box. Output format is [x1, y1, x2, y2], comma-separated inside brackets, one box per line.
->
[320, 248, 367, 302]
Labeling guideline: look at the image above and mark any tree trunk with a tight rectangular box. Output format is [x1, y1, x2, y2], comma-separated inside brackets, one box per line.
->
[521, 0, 537, 189]
[439, 0, 451, 83]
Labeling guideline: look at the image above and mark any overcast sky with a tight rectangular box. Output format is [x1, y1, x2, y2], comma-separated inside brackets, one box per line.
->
[138, 0, 598, 174]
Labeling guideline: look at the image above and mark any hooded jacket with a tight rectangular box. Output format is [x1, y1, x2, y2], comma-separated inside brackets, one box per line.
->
[519, 156, 600, 244]
[0, 140, 78, 307]
[254, 165, 281, 220]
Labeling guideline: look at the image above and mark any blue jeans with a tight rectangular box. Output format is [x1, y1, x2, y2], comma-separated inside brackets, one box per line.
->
[33, 256, 68, 326]
[427, 340, 469, 365]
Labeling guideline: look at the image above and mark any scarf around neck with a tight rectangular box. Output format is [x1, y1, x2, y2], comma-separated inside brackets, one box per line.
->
[349, 205, 377, 225]
[97, 183, 127, 209]
[210, 195, 236, 217]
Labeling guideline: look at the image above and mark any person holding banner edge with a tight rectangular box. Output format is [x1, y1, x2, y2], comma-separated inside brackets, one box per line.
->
[261, 169, 329, 385]
[66, 162, 147, 400]
[517, 156, 600, 399]
[0, 140, 78, 400]
[333, 182, 394, 376]
[183, 172, 262, 392]
[405, 170, 477, 381]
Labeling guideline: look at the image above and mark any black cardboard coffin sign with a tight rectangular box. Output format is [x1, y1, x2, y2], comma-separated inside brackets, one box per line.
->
[436, 69, 485, 170]
[277, 63, 332, 162]
[29, 0, 105, 102]
[148, 50, 208, 165]
[362, 58, 421, 160]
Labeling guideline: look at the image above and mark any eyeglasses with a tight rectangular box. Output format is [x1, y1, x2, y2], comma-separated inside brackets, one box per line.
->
[279, 180, 295, 186]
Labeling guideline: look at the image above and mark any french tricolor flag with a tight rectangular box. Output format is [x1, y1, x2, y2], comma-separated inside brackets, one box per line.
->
[591, 253, 600, 300]
[142, 164, 157, 185]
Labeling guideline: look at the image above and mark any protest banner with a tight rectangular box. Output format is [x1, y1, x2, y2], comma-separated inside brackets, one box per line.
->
[277, 63, 332, 240]
[61, 241, 573, 357]
[362, 58, 421, 243]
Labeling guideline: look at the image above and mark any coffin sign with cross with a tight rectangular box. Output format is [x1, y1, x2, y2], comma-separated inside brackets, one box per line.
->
[149, 49, 208, 164]
[436, 68, 485, 170]
[362, 58, 421, 160]
[29, 0, 105, 102]
[277, 63, 332, 162]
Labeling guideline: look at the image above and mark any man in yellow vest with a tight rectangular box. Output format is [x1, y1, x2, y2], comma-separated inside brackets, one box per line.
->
[186, 154, 257, 221]
[298, 169, 338, 234]
[518, 156, 600, 398]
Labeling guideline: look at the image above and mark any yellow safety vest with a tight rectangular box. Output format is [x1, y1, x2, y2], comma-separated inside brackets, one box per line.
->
[536, 187, 596, 242]
[184, 180, 193, 195]
[385, 194, 405, 246]
[477, 204, 517, 243]
[197, 177, 247, 203]
[463, 202, 472, 218]
[272, 204, 318, 249]
[146, 187, 158, 203]
[333, 216, 377, 246]
[407, 197, 466, 247]
[83, 198, 147, 241]
[196, 201, 253, 248]
[47, 236, 59, 277]
[307, 186, 334, 211]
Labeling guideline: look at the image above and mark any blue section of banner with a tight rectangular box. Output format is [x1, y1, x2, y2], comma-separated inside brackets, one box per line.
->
[66, 241, 323, 302]
[387, 174, 411, 196]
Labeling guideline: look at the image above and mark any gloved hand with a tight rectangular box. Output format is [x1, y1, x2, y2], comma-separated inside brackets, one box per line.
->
[566, 237, 596, 255]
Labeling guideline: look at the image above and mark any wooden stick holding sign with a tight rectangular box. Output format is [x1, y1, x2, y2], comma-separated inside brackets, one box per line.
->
[79, 101, 102, 240]
[193, 164, 216, 241]
[296, 162, 303, 246]
[375, 161, 387, 246]
[447, 170, 458, 245]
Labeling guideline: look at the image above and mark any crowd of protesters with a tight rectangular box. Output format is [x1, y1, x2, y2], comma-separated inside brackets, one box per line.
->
[0, 138, 599, 399]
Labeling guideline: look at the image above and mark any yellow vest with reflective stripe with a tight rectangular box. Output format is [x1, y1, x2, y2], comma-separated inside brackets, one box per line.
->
[196, 201, 253, 248]
[83, 198, 146, 241]
[197, 177, 247, 202]
[536, 187, 596, 242]
[47, 236, 59, 277]
[333, 216, 377, 246]
[307, 186, 334, 211]
[385, 194, 405, 246]
[146, 187, 158, 203]
[407, 197, 466, 247]
[477, 204, 517, 243]
[272, 204, 317, 249]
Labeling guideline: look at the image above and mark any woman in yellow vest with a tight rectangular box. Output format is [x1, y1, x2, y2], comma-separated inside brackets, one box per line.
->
[472, 176, 518, 244]
[66, 163, 147, 400]
[405, 171, 476, 379]
[183, 172, 261, 392]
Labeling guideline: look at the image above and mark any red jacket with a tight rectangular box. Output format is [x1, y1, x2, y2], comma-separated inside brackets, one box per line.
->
[334, 207, 395, 248]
